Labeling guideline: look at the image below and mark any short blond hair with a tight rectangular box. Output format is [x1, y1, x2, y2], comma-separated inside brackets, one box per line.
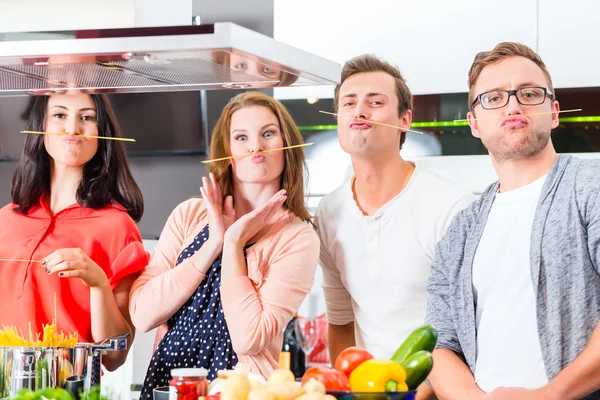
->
[468, 42, 555, 109]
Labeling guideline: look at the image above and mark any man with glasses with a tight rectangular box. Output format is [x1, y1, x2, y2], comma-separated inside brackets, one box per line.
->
[425, 42, 600, 399]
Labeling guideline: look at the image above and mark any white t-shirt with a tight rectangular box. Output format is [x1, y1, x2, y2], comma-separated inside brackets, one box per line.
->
[472, 174, 549, 392]
[316, 164, 476, 358]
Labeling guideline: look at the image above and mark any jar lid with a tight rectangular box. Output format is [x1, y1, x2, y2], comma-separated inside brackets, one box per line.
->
[171, 368, 208, 378]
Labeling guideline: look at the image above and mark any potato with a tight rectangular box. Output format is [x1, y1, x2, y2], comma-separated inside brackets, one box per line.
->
[208, 378, 225, 395]
[218, 369, 235, 379]
[251, 381, 267, 390]
[285, 381, 305, 398]
[296, 393, 325, 400]
[248, 385, 276, 400]
[249, 373, 268, 385]
[267, 382, 293, 400]
[235, 363, 251, 375]
[267, 381, 304, 400]
[218, 363, 251, 379]
[268, 368, 296, 385]
[222, 372, 252, 400]
[302, 379, 325, 394]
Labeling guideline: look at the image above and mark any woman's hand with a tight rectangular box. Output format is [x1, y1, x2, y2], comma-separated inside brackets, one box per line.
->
[42, 248, 110, 289]
[224, 189, 287, 247]
[200, 172, 235, 246]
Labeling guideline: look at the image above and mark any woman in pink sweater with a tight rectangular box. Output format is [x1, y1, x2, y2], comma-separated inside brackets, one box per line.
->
[130, 92, 319, 397]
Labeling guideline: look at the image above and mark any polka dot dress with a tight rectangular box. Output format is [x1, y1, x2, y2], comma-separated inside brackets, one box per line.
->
[140, 226, 239, 399]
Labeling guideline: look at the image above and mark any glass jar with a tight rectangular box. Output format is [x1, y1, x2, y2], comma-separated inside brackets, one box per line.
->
[169, 368, 209, 400]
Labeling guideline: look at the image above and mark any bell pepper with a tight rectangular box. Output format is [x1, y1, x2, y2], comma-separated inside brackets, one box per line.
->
[349, 359, 408, 392]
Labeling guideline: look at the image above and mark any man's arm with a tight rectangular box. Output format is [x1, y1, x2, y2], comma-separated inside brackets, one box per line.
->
[481, 176, 600, 400]
[478, 322, 600, 400]
[428, 349, 484, 400]
[537, 322, 600, 400]
[425, 211, 482, 399]
[328, 322, 355, 363]
[315, 205, 356, 364]
[537, 187, 600, 399]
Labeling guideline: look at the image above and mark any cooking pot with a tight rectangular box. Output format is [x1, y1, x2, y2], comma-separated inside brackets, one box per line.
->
[0, 333, 129, 399]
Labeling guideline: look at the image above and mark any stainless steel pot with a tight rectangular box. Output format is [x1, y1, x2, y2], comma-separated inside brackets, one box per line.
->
[0, 333, 129, 400]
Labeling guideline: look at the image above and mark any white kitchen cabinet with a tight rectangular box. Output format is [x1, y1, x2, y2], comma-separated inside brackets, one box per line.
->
[0, 0, 191, 33]
[538, 0, 600, 89]
[274, 0, 537, 99]
[0, 0, 136, 32]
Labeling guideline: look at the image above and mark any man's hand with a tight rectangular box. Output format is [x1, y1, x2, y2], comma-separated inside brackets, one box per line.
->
[482, 386, 557, 400]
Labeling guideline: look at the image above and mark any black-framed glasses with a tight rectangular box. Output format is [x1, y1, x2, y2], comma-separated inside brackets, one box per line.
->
[471, 86, 554, 110]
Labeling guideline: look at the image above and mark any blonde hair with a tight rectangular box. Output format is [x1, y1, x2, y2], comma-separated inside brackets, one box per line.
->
[208, 91, 311, 224]
[468, 42, 555, 109]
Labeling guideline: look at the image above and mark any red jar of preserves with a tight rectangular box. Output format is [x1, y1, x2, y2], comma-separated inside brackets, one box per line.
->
[169, 368, 209, 400]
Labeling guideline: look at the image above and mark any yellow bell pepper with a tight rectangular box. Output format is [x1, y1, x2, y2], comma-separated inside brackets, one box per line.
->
[349, 359, 408, 392]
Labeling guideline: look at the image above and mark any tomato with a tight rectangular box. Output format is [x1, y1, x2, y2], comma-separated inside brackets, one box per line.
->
[334, 347, 374, 377]
[301, 366, 350, 391]
[199, 395, 220, 400]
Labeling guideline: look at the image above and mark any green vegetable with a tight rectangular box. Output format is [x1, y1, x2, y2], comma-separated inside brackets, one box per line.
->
[11, 386, 105, 400]
[391, 325, 438, 365]
[13, 388, 40, 400]
[0, 363, 8, 399]
[36, 359, 49, 390]
[81, 385, 103, 400]
[8, 383, 113, 400]
[40, 388, 75, 400]
[401, 350, 434, 390]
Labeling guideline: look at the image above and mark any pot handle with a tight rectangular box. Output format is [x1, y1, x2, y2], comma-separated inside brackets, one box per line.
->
[88, 332, 131, 389]
[90, 332, 131, 354]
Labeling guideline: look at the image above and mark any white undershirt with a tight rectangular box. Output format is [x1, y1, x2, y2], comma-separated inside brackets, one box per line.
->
[317, 165, 475, 358]
[472, 174, 549, 392]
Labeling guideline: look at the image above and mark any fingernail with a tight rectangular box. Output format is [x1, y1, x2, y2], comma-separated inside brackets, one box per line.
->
[41, 260, 46, 265]
[45, 268, 50, 274]
[58, 272, 64, 277]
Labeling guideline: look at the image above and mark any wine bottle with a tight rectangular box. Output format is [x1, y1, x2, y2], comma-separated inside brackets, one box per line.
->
[280, 315, 306, 378]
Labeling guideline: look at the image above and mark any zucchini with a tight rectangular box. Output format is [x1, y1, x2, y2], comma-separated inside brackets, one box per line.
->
[391, 325, 437, 365]
[401, 351, 434, 390]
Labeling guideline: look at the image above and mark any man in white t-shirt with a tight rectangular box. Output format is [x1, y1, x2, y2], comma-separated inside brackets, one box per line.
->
[315, 54, 475, 399]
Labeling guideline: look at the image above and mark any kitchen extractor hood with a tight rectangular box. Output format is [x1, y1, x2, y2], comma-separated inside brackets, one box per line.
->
[0, 22, 341, 96]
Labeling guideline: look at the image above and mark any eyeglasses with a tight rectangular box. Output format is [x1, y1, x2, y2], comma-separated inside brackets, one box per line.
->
[471, 86, 554, 110]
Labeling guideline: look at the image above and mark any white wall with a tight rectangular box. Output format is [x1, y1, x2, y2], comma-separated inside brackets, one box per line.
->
[134, 0, 192, 27]
[538, 0, 600, 89]
[272, 0, 600, 195]
[0, 0, 136, 32]
[273, 0, 600, 100]
[102, 241, 158, 400]
[0, 0, 191, 33]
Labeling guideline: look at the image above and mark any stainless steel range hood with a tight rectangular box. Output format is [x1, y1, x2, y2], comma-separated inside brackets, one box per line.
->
[0, 23, 341, 96]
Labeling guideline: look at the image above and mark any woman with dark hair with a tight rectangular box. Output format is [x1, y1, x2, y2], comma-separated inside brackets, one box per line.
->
[130, 91, 319, 398]
[0, 92, 147, 371]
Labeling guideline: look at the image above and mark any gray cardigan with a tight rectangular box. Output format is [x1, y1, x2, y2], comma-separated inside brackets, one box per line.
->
[425, 155, 600, 399]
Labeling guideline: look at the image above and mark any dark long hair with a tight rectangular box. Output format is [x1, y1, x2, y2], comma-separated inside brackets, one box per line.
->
[11, 94, 144, 222]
